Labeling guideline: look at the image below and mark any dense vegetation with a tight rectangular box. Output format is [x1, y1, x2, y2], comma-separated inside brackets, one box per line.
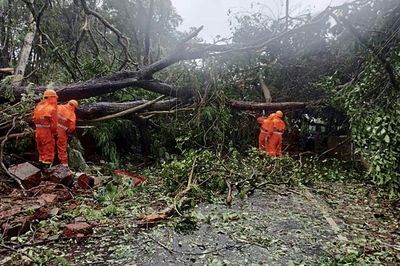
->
[0, 0, 399, 263]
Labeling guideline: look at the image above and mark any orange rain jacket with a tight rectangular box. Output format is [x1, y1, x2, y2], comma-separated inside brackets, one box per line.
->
[56, 104, 76, 165]
[257, 113, 276, 152]
[267, 117, 286, 157]
[33, 99, 58, 163]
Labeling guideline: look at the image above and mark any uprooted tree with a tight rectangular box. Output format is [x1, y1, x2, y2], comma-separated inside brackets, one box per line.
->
[1, 0, 400, 193]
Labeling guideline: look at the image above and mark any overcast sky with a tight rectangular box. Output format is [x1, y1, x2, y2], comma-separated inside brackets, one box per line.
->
[170, 0, 349, 41]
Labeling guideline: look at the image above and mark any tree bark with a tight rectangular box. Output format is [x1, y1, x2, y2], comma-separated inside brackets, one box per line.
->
[259, 76, 272, 103]
[76, 99, 179, 120]
[228, 100, 308, 110]
[13, 8, 36, 85]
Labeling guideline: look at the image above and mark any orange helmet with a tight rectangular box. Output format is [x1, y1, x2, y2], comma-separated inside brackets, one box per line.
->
[276, 110, 283, 118]
[43, 89, 58, 98]
[68, 99, 79, 108]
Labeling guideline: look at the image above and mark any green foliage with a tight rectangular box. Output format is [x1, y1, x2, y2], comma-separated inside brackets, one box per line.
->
[318, 53, 400, 195]
[158, 146, 363, 200]
[86, 120, 136, 164]
[0, 76, 16, 101]
[80, 57, 112, 80]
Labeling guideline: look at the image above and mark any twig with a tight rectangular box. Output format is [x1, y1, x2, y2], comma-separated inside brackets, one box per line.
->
[144, 233, 176, 254]
[136, 158, 197, 223]
[0, 131, 33, 142]
[0, 244, 37, 262]
[0, 117, 26, 192]
[80, 0, 133, 69]
[173, 157, 197, 215]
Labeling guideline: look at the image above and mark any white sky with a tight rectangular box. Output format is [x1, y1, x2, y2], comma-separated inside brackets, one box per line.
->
[171, 0, 349, 41]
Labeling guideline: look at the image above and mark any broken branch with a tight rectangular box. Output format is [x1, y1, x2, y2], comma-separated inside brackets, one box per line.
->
[0, 117, 26, 191]
[89, 95, 165, 122]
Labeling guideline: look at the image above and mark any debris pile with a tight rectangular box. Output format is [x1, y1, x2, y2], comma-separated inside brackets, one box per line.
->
[1, 163, 99, 239]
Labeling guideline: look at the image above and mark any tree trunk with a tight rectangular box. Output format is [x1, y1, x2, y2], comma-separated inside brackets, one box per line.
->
[13, 10, 36, 85]
[76, 99, 179, 120]
[259, 76, 272, 103]
[228, 100, 308, 110]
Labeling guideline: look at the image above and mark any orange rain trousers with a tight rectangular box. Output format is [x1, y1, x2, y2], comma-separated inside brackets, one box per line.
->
[258, 131, 268, 151]
[35, 128, 55, 163]
[267, 133, 283, 157]
[56, 127, 69, 164]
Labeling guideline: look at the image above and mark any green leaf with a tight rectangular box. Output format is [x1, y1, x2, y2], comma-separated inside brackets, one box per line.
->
[384, 135, 390, 143]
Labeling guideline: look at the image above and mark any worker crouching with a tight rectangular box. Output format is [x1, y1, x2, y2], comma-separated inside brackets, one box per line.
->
[33, 89, 58, 168]
[56, 100, 78, 167]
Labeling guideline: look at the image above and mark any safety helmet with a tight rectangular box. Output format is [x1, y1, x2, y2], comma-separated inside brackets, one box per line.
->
[68, 99, 79, 108]
[276, 110, 283, 118]
[43, 89, 58, 98]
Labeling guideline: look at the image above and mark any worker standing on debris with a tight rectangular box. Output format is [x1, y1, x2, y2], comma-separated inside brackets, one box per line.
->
[56, 100, 78, 167]
[257, 112, 277, 153]
[267, 110, 286, 157]
[33, 89, 58, 168]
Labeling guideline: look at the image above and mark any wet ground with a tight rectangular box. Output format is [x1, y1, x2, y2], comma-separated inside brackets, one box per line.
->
[2, 181, 399, 265]
[52, 189, 339, 265]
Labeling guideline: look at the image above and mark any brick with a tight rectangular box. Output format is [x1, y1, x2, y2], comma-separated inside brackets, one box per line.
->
[33, 207, 51, 220]
[8, 162, 41, 188]
[38, 193, 58, 204]
[44, 165, 73, 187]
[63, 222, 93, 238]
[76, 173, 95, 189]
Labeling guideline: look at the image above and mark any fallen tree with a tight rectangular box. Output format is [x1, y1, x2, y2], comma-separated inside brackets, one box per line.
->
[76, 98, 179, 120]
[1, 9, 331, 105]
[227, 100, 309, 111]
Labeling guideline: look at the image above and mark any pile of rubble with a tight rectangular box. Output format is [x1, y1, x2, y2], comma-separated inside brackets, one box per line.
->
[1, 163, 98, 240]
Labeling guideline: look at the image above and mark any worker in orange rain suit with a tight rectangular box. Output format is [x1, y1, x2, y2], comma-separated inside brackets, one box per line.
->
[256, 112, 277, 152]
[267, 110, 286, 157]
[33, 89, 58, 168]
[56, 100, 78, 166]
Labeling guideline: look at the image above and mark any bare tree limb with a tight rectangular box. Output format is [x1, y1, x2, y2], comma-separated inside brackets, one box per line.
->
[0, 117, 26, 191]
[89, 95, 165, 122]
[80, 0, 133, 69]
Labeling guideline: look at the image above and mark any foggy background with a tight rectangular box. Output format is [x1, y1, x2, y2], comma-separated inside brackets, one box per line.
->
[171, 0, 350, 41]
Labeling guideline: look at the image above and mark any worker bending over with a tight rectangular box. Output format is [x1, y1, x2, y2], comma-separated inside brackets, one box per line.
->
[56, 100, 78, 166]
[33, 89, 58, 168]
[267, 110, 286, 157]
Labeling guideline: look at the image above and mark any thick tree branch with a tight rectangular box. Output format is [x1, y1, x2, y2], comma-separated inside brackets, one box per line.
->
[4, 15, 330, 102]
[77, 98, 179, 120]
[228, 100, 309, 110]
[88, 95, 165, 122]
